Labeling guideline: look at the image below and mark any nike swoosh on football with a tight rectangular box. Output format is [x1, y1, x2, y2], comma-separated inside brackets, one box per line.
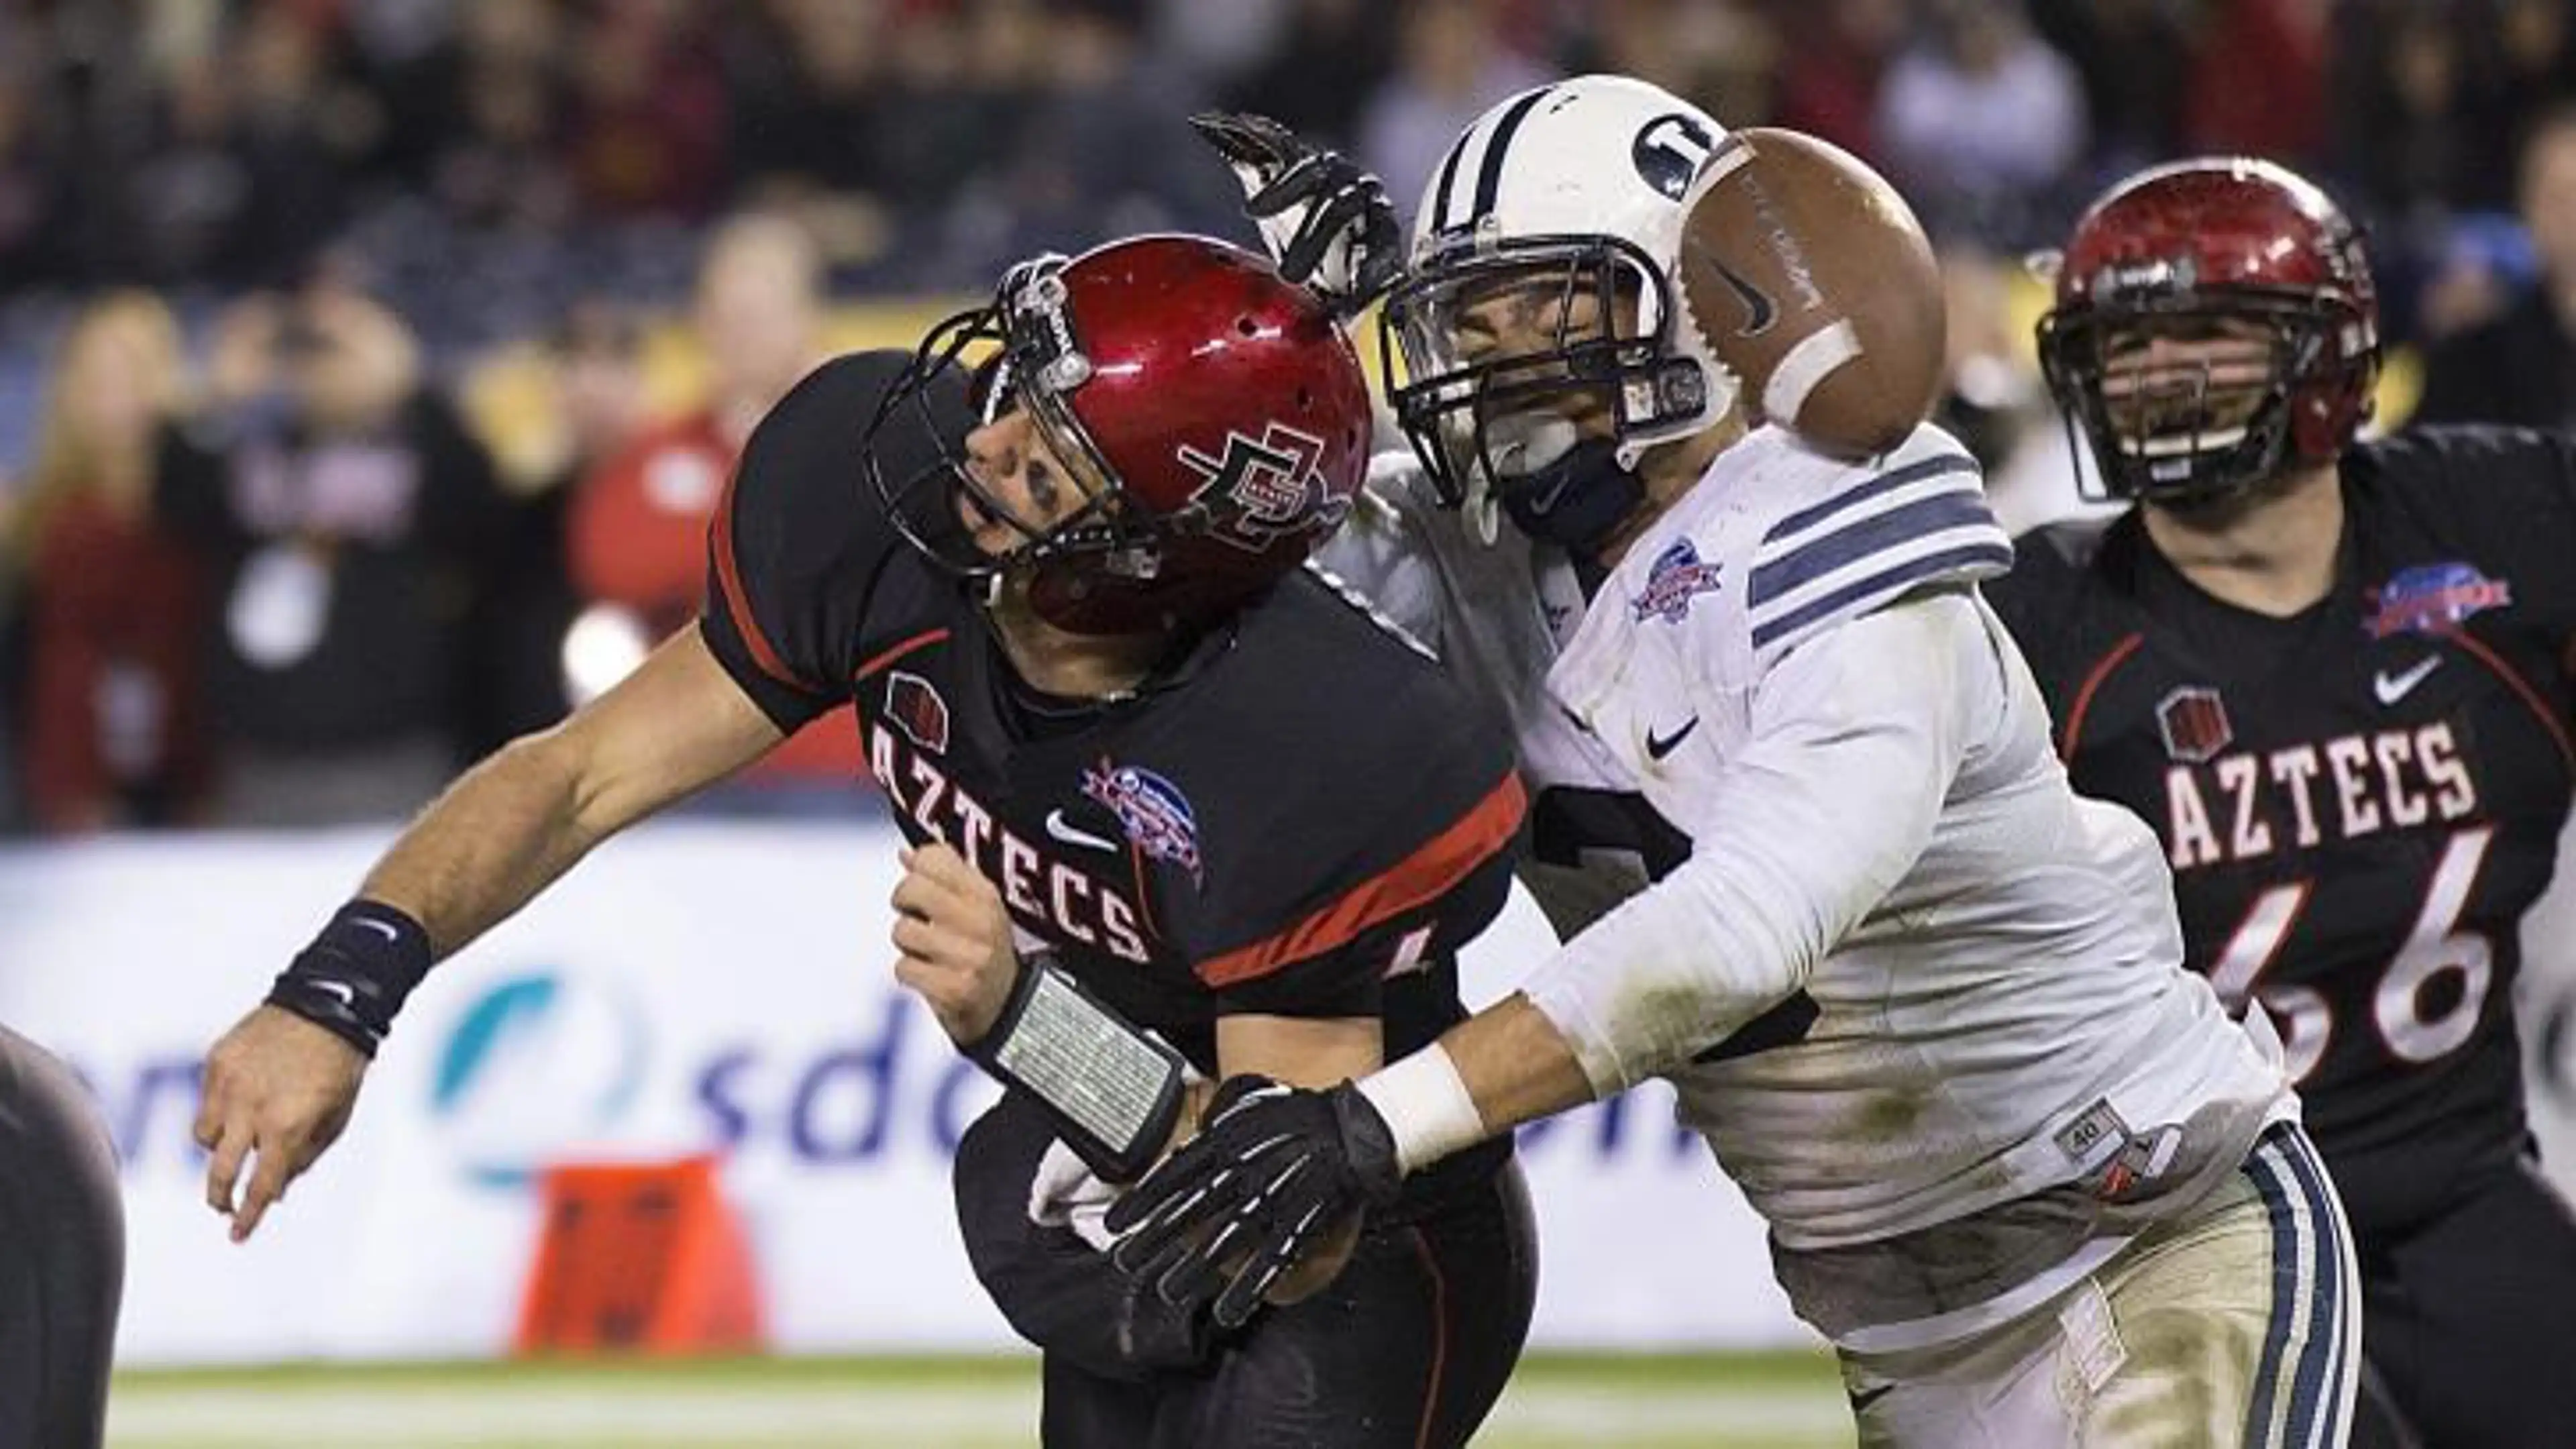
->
[2373, 655, 2441, 706]
[1645, 718, 1700, 760]
[1703, 256, 1777, 337]
[1044, 809, 1122, 853]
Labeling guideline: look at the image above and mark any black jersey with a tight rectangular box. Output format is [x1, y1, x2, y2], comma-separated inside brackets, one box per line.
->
[698, 350, 1525, 1089]
[1990, 426, 2576, 1236]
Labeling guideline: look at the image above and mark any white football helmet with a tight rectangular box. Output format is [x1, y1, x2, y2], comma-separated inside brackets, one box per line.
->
[1379, 74, 1739, 522]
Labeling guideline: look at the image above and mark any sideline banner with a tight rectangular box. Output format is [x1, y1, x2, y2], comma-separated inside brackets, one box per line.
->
[0, 821, 1806, 1366]
[20, 820, 2571, 1366]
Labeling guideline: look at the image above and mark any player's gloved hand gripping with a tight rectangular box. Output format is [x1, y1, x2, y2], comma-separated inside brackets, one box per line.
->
[1105, 1073, 1405, 1328]
[1191, 112, 1402, 319]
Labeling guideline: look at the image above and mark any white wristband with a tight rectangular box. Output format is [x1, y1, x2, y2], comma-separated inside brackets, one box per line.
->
[1354, 1044, 1487, 1177]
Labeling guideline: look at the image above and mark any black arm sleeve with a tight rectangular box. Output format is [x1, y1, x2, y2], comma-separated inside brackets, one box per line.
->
[698, 350, 955, 731]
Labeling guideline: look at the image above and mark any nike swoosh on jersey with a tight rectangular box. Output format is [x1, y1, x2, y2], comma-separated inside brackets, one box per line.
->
[1044, 809, 1122, 854]
[1750, 452, 2010, 653]
[2372, 655, 2441, 706]
[1645, 717, 1700, 759]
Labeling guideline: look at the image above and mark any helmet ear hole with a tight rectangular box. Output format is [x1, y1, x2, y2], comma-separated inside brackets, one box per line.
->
[1236, 315, 1260, 338]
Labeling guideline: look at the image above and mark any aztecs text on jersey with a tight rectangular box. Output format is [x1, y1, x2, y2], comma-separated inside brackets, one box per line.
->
[694, 352, 1527, 1093]
[1992, 425, 2576, 1234]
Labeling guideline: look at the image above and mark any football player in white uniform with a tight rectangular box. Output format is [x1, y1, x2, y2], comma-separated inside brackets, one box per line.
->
[1116, 78, 2357, 1448]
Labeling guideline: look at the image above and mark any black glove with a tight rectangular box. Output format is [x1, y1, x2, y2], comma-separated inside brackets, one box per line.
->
[1191, 112, 1403, 319]
[1104, 1073, 1404, 1329]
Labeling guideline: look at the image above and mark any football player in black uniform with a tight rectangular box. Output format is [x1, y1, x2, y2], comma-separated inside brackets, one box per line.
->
[190, 233, 1536, 1448]
[0, 1023, 123, 1449]
[1990, 157, 2576, 1448]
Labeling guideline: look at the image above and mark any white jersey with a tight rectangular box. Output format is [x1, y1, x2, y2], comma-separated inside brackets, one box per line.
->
[1318, 458, 1657, 940]
[1322, 424, 2294, 1348]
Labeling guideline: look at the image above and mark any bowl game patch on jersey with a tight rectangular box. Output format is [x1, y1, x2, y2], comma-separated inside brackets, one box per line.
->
[1629, 539, 1727, 624]
[1083, 761, 1205, 884]
[2366, 561, 2512, 639]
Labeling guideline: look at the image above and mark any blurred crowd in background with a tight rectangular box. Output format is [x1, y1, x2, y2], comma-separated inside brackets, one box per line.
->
[5, 0, 2576, 838]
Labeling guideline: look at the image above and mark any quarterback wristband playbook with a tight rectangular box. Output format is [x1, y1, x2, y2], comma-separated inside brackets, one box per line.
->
[265, 901, 434, 1059]
[966, 951, 1189, 1184]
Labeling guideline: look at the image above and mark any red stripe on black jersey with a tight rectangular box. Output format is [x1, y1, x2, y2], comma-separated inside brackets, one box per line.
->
[1407, 1226, 1450, 1449]
[2059, 631, 2145, 761]
[2444, 626, 2576, 774]
[708, 464, 814, 694]
[1195, 772, 1527, 989]
[855, 629, 952, 682]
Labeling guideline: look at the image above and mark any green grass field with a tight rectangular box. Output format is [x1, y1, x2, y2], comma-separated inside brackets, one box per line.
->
[109, 1352, 1856, 1448]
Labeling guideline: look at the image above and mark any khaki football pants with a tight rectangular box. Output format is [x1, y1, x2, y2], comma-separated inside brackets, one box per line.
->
[1837, 1126, 2359, 1448]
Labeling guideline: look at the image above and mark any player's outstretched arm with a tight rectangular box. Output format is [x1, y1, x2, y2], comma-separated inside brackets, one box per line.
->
[195, 623, 785, 1242]
[360, 622, 784, 947]
[1112, 595, 1985, 1312]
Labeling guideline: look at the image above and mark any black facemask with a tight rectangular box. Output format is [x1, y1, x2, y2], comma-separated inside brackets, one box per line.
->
[1493, 435, 1648, 556]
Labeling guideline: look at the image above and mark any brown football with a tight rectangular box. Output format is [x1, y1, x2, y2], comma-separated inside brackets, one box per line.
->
[1675, 127, 1944, 460]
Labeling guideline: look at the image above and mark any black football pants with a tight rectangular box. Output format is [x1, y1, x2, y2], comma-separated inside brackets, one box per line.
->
[956, 1090, 1538, 1449]
[0, 1024, 124, 1449]
[2348, 1159, 2576, 1449]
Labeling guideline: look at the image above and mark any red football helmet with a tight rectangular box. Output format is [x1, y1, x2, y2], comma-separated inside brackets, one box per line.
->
[869, 234, 1373, 635]
[2036, 158, 2379, 504]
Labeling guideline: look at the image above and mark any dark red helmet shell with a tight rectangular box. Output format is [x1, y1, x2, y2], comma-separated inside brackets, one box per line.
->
[2039, 158, 2379, 503]
[868, 235, 1373, 635]
[1022, 235, 1373, 633]
[2055, 158, 2376, 315]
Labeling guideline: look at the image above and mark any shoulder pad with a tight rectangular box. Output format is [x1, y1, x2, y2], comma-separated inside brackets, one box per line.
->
[1746, 447, 2011, 659]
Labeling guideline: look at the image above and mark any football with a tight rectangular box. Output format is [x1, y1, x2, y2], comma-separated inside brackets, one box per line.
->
[1675, 127, 1945, 459]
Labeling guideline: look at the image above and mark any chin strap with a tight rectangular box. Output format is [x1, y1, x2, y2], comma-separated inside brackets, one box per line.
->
[1495, 435, 1650, 555]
